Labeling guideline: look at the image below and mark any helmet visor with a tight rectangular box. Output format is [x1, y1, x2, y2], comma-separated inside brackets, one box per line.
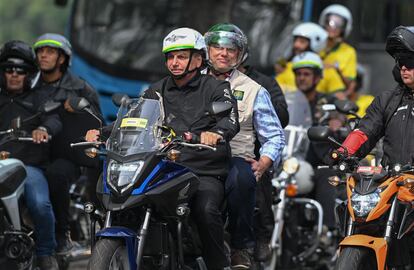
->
[205, 31, 245, 50]
[396, 54, 414, 69]
[325, 14, 346, 30]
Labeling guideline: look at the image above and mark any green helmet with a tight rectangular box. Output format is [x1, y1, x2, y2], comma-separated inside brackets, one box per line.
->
[204, 23, 248, 70]
[33, 33, 72, 66]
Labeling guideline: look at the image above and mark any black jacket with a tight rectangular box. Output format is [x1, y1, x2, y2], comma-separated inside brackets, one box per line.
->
[356, 85, 414, 166]
[244, 66, 289, 128]
[0, 87, 62, 167]
[36, 71, 103, 166]
[144, 73, 239, 178]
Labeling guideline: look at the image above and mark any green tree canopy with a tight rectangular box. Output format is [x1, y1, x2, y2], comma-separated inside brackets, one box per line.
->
[0, 0, 72, 46]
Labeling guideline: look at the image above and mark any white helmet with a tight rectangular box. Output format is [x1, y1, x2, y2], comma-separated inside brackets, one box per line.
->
[292, 51, 323, 76]
[319, 4, 353, 38]
[162, 28, 207, 59]
[292, 22, 328, 53]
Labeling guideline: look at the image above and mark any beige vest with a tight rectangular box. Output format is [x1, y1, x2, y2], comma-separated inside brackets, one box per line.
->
[229, 70, 261, 159]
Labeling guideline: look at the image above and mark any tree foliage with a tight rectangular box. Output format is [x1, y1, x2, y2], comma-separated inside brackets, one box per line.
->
[0, 0, 72, 45]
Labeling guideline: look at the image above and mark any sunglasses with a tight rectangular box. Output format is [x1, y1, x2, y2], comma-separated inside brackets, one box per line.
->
[4, 67, 28, 75]
[396, 58, 414, 70]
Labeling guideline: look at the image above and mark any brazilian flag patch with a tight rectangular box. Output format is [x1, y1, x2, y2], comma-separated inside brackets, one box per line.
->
[233, 90, 245, 101]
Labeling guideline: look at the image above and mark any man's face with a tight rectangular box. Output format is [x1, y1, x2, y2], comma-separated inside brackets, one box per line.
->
[400, 65, 414, 89]
[36, 46, 65, 72]
[208, 44, 239, 72]
[294, 67, 320, 93]
[293, 36, 310, 55]
[165, 50, 202, 76]
[4, 66, 27, 93]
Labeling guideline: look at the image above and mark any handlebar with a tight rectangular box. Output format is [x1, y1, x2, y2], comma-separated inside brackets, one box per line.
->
[179, 142, 217, 151]
[70, 141, 104, 148]
[183, 132, 225, 144]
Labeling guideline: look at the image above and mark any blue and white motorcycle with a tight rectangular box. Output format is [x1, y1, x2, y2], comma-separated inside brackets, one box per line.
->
[72, 96, 231, 270]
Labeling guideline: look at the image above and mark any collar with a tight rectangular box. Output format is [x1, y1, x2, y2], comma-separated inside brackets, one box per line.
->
[164, 71, 202, 91]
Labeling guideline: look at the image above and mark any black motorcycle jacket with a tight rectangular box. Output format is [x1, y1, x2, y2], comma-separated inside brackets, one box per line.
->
[355, 85, 414, 166]
[35, 71, 103, 166]
[144, 72, 239, 178]
[0, 87, 62, 167]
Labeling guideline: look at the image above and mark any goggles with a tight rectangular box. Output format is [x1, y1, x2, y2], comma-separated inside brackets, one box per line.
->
[325, 14, 346, 30]
[4, 66, 28, 75]
[396, 57, 414, 69]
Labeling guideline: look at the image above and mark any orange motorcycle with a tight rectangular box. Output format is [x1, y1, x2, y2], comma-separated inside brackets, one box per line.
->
[308, 126, 414, 270]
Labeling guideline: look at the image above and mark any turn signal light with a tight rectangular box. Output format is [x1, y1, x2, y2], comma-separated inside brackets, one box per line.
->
[85, 147, 98, 158]
[0, 151, 10, 160]
[167, 149, 181, 161]
[286, 184, 298, 197]
[403, 178, 414, 193]
[328, 176, 341, 186]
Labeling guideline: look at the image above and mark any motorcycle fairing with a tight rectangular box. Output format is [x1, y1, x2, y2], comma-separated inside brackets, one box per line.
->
[339, 234, 387, 270]
[96, 226, 137, 270]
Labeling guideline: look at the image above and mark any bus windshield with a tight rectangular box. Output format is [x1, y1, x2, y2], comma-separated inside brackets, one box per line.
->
[70, 0, 302, 80]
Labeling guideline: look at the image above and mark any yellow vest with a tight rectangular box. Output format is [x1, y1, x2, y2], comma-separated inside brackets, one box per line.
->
[275, 62, 296, 92]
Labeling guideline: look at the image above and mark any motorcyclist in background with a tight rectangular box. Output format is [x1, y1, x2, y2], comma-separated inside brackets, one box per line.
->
[204, 23, 285, 269]
[275, 22, 328, 92]
[0, 40, 62, 270]
[86, 27, 239, 270]
[291, 51, 348, 231]
[33, 33, 103, 255]
[318, 4, 357, 99]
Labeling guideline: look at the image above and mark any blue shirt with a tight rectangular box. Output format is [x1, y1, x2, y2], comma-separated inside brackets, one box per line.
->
[254, 87, 285, 165]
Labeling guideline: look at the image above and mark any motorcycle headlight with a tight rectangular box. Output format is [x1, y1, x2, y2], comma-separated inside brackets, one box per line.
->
[283, 157, 300, 175]
[107, 160, 144, 194]
[351, 191, 380, 217]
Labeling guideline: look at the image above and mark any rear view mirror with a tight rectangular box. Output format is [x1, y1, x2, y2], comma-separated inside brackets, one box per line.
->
[307, 126, 330, 142]
[207, 102, 232, 116]
[112, 93, 131, 107]
[68, 97, 90, 112]
[335, 100, 359, 115]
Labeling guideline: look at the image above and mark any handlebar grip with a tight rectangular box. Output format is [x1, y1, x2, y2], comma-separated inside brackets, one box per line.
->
[183, 132, 225, 144]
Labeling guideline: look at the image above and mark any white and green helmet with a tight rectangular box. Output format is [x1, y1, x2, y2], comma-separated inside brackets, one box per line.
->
[292, 51, 324, 76]
[33, 33, 72, 65]
[162, 28, 207, 58]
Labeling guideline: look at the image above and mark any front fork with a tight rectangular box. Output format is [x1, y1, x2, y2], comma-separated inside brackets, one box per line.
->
[136, 208, 152, 269]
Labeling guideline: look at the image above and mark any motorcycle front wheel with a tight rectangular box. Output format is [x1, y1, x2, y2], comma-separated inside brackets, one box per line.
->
[335, 247, 377, 270]
[87, 238, 129, 270]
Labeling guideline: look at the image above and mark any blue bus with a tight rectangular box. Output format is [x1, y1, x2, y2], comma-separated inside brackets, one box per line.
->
[60, 0, 413, 122]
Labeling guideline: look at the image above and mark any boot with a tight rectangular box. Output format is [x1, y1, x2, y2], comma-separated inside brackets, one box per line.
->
[37, 255, 59, 270]
[56, 231, 74, 255]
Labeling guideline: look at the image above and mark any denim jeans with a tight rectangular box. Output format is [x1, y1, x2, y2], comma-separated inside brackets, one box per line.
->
[24, 166, 56, 256]
[225, 157, 257, 249]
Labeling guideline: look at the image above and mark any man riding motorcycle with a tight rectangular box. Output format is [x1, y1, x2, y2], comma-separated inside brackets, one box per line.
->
[0, 40, 62, 270]
[334, 26, 414, 166]
[86, 27, 239, 270]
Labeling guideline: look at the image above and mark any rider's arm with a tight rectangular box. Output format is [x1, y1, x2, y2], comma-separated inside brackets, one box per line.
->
[209, 80, 240, 141]
[253, 87, 285, 166]
[340, 93, 386, 156]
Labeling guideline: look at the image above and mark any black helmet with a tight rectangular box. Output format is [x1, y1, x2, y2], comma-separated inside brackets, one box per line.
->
[0, 40, 37, 72]
[0, 41, 38, 91]
[385, 26, 414, 59]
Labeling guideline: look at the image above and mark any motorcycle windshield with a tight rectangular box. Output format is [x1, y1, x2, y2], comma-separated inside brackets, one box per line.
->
[283, 91, 312, 157]
[107, 98, 163, 156]
[285, 91, 312, 128]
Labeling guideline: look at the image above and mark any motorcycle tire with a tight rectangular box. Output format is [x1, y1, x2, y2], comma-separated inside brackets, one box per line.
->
[87, 238, 129, 270]
[335, 247, 377, 270]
